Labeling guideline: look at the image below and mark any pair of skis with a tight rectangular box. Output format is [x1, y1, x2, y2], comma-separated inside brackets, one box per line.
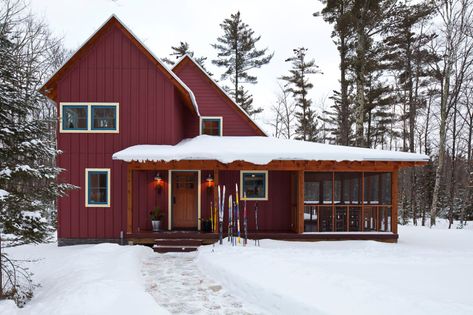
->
[217, 185, 225, 244]
[216, 184, 256, 247]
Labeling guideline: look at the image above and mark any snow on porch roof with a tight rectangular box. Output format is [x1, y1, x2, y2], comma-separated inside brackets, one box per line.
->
[112, 135, 429, 165]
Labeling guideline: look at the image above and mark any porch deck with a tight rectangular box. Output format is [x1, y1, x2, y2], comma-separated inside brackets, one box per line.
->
[126, 230, 399, 245]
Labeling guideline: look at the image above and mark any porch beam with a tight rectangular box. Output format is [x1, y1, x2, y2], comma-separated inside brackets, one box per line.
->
[126, 160, 426, 172]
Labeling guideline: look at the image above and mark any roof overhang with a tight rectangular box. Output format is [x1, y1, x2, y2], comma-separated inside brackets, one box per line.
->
[112, 135, 429, 169]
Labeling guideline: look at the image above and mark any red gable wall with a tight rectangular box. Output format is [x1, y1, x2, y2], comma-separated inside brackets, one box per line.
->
[173, 58, 266, 137]
[56, 24, 190, 240]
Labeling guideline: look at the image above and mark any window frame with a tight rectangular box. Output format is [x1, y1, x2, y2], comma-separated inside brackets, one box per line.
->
[199, 116, 223, 136]
[240, 170, 268, 201]
[60, 102, 119, 133]
[85, 168, 111, 207]
[91, 105, 118, 131]
[61, 105, 89, 131]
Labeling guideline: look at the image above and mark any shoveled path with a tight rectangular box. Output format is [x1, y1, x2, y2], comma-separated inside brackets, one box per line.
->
[142, 248, 263, 315]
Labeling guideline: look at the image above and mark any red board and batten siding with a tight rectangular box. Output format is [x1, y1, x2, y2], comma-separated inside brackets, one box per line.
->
[56, 24, 189, 240]
[173, 58, 266, 137]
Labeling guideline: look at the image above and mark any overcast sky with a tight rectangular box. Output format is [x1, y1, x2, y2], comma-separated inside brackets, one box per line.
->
[30, 0, 339, 134]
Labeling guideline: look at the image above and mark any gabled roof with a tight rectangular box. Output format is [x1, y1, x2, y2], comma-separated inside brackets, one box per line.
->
[112, 135, 430, 165]
[39, 15, 200, 115]
[172, 54, 268, 136]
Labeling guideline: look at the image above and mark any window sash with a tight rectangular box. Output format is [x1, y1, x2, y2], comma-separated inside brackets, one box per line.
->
[201, 118, 222, 136]
[91, 106, 117, 130]
[86, 170, 110, 206]
[62, 105, 88, 130]
[240, 171, 268, 200]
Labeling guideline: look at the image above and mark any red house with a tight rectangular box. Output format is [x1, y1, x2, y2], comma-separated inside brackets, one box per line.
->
[40, 16, 428, 248]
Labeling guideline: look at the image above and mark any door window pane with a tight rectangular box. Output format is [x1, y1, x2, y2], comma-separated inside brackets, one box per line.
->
[335, 207, 347, 231]
[304, 205, 318, 232]
[349, 207, 362, 231]
[319, 206, 333, 232]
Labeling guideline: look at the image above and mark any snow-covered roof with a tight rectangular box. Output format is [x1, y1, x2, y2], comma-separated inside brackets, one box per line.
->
[112, 135, 429, 165]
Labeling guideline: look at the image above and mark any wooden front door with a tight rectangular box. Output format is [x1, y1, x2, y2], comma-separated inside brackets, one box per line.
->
[172, 171, 198, 229]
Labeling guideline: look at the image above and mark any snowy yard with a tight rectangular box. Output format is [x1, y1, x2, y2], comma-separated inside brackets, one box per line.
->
[198, 223, 473, 315]
[0, 222, 472, 315]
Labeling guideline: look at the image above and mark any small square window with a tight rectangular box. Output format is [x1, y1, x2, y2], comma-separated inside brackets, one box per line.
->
[63, 105, 88, 130]
[86, 169, 110, 207]
[201, 117, 222, 136]
[92, 106, 117, 130]
[241, 171, 268, 200]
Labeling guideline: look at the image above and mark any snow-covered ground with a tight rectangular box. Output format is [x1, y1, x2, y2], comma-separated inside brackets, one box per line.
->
[1, 221, 472, 315]
[198, 223, 473, 315]
[0, 243, 169, 315]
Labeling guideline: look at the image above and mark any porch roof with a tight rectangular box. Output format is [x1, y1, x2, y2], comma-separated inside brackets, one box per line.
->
[112, 135, 429, 165]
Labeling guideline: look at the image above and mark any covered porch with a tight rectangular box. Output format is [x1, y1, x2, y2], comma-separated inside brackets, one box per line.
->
[113, 135, 428, 245]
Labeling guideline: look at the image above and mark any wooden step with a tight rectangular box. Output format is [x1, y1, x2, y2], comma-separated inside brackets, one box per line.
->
[153, 245, 199, 253]
[155, 238, 203, 247]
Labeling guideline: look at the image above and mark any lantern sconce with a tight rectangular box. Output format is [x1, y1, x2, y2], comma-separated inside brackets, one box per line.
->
[154, 172, 163, 193]
[206, 173, 214, 188]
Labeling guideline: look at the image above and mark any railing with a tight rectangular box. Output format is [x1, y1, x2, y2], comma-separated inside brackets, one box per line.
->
[303, 204, 392, 233]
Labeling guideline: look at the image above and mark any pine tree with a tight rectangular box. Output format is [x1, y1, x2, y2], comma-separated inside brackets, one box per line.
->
[161, 41, 212, 75]
[280, 48, 322, 142]
[0, 24, 74, 244]
[212, 11, 273, 116]
[316, 0, 355, 145]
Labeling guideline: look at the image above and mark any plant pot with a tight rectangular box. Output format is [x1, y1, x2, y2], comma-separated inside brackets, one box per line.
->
[152, 220, 161, 232]
[202, 220, 212, 233]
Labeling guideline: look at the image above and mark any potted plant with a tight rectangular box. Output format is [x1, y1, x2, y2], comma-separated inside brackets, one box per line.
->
[150, 207, 163, 232]
[200, 218, 212, 233]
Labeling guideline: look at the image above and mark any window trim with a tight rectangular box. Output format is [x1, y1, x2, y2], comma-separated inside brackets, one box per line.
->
[60, 102, 119, 133]
[240, 170, 268, 201]
[199, 116, 223, 136]
[85, 168, 111, 207]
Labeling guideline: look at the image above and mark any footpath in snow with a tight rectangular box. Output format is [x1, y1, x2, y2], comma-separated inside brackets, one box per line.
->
[142, 251, 263, 314]
[197, 224, 473, 315]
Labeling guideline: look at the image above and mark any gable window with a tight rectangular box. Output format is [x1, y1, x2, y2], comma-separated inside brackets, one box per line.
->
[240, 171, 268, 200]
[92, 106, 117, 130]
[63, 105, 88, 130]
[85, 168, 111, 207]
[60, 103, 119, 133]
[200, 117, 222, 136]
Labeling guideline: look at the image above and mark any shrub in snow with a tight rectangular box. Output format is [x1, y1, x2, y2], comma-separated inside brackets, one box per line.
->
[0, 253, 37, 307]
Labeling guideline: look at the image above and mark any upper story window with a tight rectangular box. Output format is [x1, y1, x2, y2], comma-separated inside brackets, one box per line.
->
[85, 168, 111, 207]
[63, 105, 88, 130]
[200, 117, 222, 136]
[92, 106, 117, 130]
[60, 103, 119, 133]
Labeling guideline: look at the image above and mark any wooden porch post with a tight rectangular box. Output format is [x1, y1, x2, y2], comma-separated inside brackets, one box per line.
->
[127, 166, 133, 234]
[297, 170, 304, 233]
[392, 169, 399, 235]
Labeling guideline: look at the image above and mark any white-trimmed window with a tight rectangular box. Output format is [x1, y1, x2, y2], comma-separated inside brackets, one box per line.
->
[85, 168, 111, 207]
[240, 171, 268, 201]
[200, 116, 223, 136]
[60, 103, 119, 133]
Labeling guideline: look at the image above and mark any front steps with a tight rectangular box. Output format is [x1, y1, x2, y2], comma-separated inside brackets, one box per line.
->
[153, 238, 204, 253]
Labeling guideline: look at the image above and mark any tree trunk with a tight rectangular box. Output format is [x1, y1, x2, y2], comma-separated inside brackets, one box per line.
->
[355, 22, 366, 147]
